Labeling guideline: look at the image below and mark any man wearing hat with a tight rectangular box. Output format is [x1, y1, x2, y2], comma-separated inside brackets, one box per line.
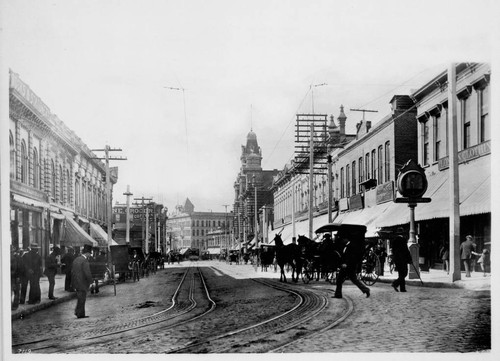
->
[26, 243, 42, 304]
[71, 244, 93, 318]
[44, 246, 61, 300]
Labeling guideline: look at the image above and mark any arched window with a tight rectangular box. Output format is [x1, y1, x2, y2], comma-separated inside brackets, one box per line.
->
[66, 170, 71, 205]
[59, 165, 64, 202]
[33, 147, 40, 189]
[51, 160, 56, 199]
[10, 132, 15, 179]
[75, 178, 80, 211]
[20, 140, 28, 184]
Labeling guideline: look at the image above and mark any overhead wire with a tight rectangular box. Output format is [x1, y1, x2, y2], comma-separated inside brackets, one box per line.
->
[263, 64, 444, 173]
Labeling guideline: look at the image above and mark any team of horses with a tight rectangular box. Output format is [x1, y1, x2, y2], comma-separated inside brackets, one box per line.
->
[265, 231, 342, 283]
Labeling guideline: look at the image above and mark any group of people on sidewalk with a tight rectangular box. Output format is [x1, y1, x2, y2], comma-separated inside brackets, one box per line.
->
[439, 235, 490, 277]
[11, 243, 97, 319]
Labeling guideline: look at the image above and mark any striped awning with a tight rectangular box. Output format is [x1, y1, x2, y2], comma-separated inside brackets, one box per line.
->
[90, 222, 118, 247]
[61, 212, 98, 247]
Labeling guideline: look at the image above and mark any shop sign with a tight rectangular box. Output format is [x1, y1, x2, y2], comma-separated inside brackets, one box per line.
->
[438, 140, 490, 170]
[376, 181, 395, 204]
[349, 194, 363, 210]
[11, 180, 47, 201]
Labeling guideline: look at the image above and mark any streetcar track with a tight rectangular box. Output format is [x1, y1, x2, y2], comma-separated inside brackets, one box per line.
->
[13, 265, 215, 352]
[166, 278, 330, 353]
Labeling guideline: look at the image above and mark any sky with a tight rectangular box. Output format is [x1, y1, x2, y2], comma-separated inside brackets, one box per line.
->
[1, 0, 497, 214]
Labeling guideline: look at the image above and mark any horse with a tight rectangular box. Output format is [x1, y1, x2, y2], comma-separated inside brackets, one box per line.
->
[260, 246, 275, 272]
[297, 235, 322, 281]
[273, 233, 301, 282]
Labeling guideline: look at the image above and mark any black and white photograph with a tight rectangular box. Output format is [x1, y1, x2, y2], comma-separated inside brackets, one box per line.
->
[1, 0, 497, 359]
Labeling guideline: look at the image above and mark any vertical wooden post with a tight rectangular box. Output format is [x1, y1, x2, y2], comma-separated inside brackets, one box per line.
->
[448, 64, 461, 282]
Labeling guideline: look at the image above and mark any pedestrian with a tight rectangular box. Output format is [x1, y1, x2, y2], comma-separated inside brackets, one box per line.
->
[439, 242, 449, 275]
[391, 235, 413, 292]
[61, 247, 75, 291]
[334, 230, 370, 299]
[71, 244, 93, 318]
[374, 240, 387, 276]
[91, 250, 107, 294]
[24, 243, 43, 304]
[460, 235, 477, 277]
[19, 248, 29, 304]
[44, 246, 61, 300]
[11, 245, 23, 310]
[472, 249, 490, 277]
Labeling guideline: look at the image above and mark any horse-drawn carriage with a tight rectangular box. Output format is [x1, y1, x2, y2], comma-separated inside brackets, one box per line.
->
[272, 223, 381, 286]
[110, 245, 145, 282]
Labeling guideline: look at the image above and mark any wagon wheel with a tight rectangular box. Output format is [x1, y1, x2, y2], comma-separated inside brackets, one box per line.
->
[360, 257, 380, 286]
[301, 259, 313, 284]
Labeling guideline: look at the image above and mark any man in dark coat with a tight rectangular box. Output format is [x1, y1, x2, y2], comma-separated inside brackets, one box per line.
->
[61, 247, 75, 291]
[25, 243, 42, 304]
[334, 231, 370, 299]
[460, 235, 477, 277]
[71, 244, 93, 318]
[44, 246, 61, 300]
[11, 245, 23, 310]
[391, 235, 413, 292]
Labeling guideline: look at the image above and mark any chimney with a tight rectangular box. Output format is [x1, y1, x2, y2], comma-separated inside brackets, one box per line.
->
[390, 95, 414, 114]
[338, 105, 347, 135]
[366, 121, 371, 133]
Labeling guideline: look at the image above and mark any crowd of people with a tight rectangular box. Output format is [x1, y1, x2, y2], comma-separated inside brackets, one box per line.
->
[10, 243, 108, 318]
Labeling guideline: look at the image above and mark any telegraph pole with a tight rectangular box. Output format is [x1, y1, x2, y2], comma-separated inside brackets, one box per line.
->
[350, 108, 378, 121]
[123, 185, 133, 245]
[91, 145, 126, 296]
[448, 63, 461, 282]
[134, 196, 153, 254]
[223, 204, 229, 258]
[309, 123, 314, 239]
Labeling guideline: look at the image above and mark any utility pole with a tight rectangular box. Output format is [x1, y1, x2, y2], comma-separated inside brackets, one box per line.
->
[448, 63, 461, 282]
[253, 174, 258, 270]
[91, 145, 126, 296]
[223, 204, 229, 258]
[123, 185, 133, 245]
[327, 155, 333, 223]
[309, 123, 314, 240]
[134, 196, 153, 254]
[350, 108, 378, 121]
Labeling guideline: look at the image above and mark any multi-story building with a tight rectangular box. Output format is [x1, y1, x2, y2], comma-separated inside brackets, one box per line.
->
[112, 202, 166, 252]
[233, 130, 278, 248]
[165, 198, 233, 252]
[270, 107, 357, 241]
[376, 63, 491, 270]
[9, 70, 117, 261]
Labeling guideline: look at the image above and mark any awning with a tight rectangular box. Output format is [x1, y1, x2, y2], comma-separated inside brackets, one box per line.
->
[90, 222, 118, 246]
[206, 247, 221, 255]
[61, 211, 98, 247]
[49, 210, 66, 220]
[377, 156, 490, 227]
[11, 194, 48, 209]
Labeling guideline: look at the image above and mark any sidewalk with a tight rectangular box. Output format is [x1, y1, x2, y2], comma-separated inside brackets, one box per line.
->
[10, 262, 490, 321]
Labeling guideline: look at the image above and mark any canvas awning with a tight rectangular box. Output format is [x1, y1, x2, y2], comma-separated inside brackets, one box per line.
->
[377, 156, 490, 227]
[61, 211, 98, 247]
[90, 222, 118, 247]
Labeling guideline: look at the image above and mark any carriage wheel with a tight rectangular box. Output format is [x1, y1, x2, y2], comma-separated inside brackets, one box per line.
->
[360, 257, 380, 286]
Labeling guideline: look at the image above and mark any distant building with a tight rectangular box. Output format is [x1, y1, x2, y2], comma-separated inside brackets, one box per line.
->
[233, 130, 278, 249]
[165, 198, 233, 252]
[9, 70, 117, 261]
